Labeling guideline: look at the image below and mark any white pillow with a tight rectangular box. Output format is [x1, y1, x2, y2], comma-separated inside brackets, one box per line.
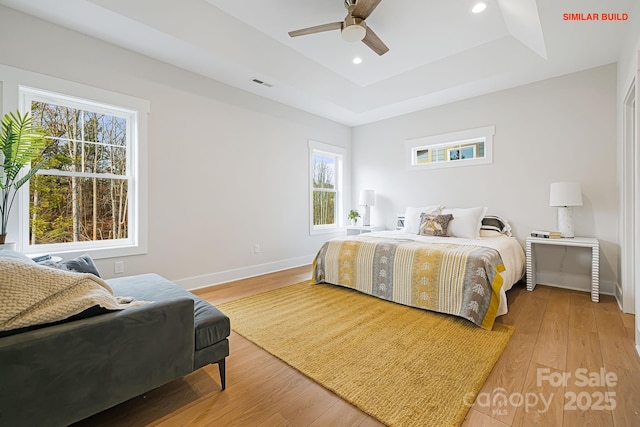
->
[441, 207, 488, 239]
[402, 205, 444, 234]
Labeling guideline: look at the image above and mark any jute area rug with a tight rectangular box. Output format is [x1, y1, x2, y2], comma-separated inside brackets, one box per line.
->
[218, 281, 514, 427]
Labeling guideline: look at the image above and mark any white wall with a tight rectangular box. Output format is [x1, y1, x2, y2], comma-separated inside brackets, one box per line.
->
[0, 6, 350, 288]
[0, 6, 622, 295]
[352, 64, 619, 293]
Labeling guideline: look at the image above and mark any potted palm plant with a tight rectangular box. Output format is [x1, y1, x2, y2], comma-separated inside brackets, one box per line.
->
[0, 111, 47, 247]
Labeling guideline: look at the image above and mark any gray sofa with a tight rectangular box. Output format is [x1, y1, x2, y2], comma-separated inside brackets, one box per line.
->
[0, 271, 230, 427]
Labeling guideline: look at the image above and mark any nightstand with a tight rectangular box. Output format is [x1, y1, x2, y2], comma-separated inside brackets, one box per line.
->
[346, 225, 384, 236]
[525, 236, 600, 302]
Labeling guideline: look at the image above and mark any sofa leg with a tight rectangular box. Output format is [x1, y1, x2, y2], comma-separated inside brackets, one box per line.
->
[217, 358, 226, 390]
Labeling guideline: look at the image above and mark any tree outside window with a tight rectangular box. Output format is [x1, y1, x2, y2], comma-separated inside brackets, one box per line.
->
[312, 153, 336, 226]
[309, 140, 345, 234]
[27, 97, 131, 246]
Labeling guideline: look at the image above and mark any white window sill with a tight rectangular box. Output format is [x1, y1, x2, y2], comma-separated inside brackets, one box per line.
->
[22, 241, 146, 260]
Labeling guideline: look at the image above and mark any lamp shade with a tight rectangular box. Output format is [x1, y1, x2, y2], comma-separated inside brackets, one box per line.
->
[359, 190, 375, 206]
[549, 182, 583, 207]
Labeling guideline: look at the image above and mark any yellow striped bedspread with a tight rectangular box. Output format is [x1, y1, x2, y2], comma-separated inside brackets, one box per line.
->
[311, 236, 506, 330]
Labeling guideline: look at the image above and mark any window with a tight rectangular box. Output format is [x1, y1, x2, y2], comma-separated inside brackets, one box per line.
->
[309, 140, 345, 234]
[406, 126, 495, 170]
[16, 84, 148, 257]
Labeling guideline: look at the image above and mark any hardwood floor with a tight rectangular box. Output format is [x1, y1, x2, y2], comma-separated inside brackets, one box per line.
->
[75, 266, 640, 427]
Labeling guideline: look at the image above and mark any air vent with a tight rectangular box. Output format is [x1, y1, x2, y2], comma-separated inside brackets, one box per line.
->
[252, 78, 273, 88]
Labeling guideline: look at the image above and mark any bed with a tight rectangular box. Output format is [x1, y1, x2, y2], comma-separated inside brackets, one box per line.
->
[311, 208, 526, 330]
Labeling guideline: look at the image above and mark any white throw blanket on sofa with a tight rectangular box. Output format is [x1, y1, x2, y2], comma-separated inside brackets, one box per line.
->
[0, 258, 147, 332]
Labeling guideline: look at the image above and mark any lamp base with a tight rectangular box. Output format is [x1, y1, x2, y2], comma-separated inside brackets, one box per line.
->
[557, 206, 575, 238]
[362, 205, 371, 226]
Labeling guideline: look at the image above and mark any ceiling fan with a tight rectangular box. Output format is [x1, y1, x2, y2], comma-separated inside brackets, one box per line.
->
[288, 0, 389, 56]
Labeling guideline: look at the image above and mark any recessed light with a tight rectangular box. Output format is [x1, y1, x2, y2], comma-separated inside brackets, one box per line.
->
[353, 57, 362, 64]
[472, 2, 487, 13]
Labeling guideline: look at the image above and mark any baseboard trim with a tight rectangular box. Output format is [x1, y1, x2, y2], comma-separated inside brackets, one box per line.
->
[174, 255, 314, 290]
[615, 282, 623, 310]
[535, 279, 617, 297]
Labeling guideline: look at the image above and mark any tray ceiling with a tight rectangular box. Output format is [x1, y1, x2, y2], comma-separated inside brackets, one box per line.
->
[0, 0, 636, 125]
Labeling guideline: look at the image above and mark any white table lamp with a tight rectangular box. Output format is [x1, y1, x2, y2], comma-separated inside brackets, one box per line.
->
[549, 182, 582, 238]
[359, 190, 376, 226]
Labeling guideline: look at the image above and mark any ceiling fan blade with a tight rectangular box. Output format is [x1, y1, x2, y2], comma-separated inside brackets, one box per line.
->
[352, 0, 382, 20]
[288, 22, 342, 38]
[362, 26, 389, 55]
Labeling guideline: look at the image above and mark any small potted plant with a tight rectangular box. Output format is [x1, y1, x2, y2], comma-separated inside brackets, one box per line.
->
[348, 209, 360, 226]
[0, 111, 47, 247]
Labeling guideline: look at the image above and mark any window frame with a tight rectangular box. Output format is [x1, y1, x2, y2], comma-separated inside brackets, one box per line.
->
[405, 125, 495, 170]
[0, 64, 149, 259]
[309, 140, 345, 235]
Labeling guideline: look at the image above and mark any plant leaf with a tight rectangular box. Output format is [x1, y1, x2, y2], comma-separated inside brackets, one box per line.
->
[0, 110, 49, 234]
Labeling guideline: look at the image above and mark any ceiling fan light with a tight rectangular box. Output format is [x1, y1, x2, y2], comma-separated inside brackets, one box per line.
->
[472, 2, 487, 14]
[341, 25, 366, 42]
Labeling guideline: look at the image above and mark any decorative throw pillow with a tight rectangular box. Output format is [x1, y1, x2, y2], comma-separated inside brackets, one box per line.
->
[481, 215, 513, 237]
[480, 229, 502, 237]
[41, 254, 101, 277]
[402, 205, 444, 234]
[418, 213, 454, 237]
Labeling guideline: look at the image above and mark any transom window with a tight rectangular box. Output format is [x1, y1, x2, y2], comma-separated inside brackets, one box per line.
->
[406, 125, 495, 170]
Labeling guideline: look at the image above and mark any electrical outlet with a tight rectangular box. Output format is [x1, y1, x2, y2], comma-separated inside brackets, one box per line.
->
[254, 244, 261, 253]
[114, 261, 124, 274]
